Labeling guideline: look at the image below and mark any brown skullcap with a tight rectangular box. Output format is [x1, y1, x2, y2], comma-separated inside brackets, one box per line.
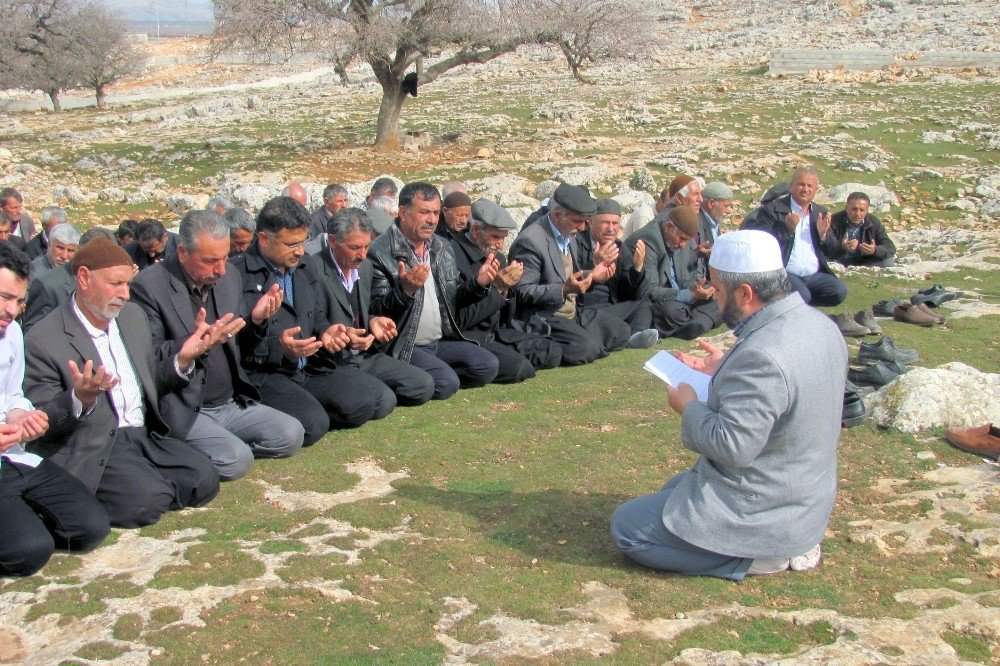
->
[442, 191, 472, 208]
[668, 206, 700, 236]
[668, 175, 696, 200]
[70, 238, 132, 274]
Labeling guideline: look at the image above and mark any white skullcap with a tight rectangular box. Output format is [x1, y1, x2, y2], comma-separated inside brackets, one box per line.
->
[709, 230, 783, 273]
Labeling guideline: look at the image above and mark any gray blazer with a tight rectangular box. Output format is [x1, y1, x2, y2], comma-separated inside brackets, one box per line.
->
[663, 293, 847, 559]
[508, 215, 573, 319]
[624, 218, 704, 303]
[23, 300, 188, 493]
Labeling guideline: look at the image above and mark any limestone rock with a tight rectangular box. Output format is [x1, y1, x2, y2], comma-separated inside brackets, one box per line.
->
[532, 179, 560, 201]
[865, 362, 1000, 434]
[52, 184, 96, 205]
[920, 131, 956, 143]
[611, 190, 655, 214]
[629, 168, 658, 194]
[947, 198, 978, 211]
[553, 164, 614, 189]
[165, 193, 209, 215]
[231, 184, 279, 212]
[816, 183, 900, 213]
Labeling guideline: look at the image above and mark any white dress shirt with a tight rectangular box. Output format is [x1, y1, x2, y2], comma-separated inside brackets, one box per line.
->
[0, 321, 42, 469]
[785, 198, 820, 277]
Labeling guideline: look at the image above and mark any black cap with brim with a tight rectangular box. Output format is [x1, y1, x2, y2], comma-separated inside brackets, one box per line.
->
[552, 183, 596, 216]
[471, 199, 518, 230]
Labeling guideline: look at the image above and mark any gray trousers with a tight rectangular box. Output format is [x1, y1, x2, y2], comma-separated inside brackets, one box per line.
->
[610, 472, 752, 581]
[185, 400, 304, 481]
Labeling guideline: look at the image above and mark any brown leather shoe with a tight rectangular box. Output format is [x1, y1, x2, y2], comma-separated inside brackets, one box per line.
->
[945, 424, 1000, 459]
[915, 302, 946, 324]
[894, 302, 937, 327]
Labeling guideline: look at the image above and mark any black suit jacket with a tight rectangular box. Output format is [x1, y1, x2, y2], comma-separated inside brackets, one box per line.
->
[23, 301, 187, 493]
[230, 242, 332, 383]
[571, 232, 646, 306]
[450, 232, 510, 343]
[826, 211, 896, 262]
[125, 232, 180, 271]
[24, 230, 47, 260]
[23, 263, 75, 332]
[130, 255, 262, 439]
[741, 195, 834, 275]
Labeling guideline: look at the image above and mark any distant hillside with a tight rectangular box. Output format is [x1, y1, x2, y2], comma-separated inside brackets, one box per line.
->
[102, 0, 214, 23]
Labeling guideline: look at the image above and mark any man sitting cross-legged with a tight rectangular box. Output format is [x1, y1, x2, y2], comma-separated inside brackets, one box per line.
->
[24, 239, 220, 528]
[130, 210, 305, 481]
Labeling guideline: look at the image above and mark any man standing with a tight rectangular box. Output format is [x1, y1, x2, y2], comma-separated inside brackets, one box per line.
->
[30, 223, 79, 281]
[24, 206, 67, 260]
[314, 208, 436, 406]
[368, 182, 500, 399]
[0, 188, 36, 245]
[125, 219, 179, 271]
[509, 184, 630, 366]
[0, 244, 110, 576]
[625, 207, 721, 340]
[572, 198, 657, 347]
[131, 210, 305, 481]
[611, 230, 847, 580]
[451, 199, 562, 381]
[232, 197, 391, 445]
[309, 184, 350, 239]
[24, 239, 220, 527]
[826, 192, 896, 268]
[742, 167, 847, 306]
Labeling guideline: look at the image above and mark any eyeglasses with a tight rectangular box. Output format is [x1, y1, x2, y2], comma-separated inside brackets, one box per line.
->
[268, 233, 312, 251]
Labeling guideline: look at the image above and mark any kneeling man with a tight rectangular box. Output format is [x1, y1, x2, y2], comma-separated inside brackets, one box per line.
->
[611, 230, 847, 580]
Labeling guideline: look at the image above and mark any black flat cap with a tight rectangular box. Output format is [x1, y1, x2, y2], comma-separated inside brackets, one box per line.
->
[471, 199, 518, 230]
[552, 183, 596, 216]
[594, 198, 622, 216]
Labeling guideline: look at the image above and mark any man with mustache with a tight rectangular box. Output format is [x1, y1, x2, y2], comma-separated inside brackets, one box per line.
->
[0, 243, 110, 576]
[450, 199, 563, 382]
[368, 182, 501, 400]
[130, 210, 305, 481]
[23, 239, 220, 527]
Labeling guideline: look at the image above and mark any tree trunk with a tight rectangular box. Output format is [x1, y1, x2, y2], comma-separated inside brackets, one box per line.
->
[374, 79, 406, 150]
[334, 62, 350, 86]
[96, 83, 106, 109]
[48, 89, 62, 113]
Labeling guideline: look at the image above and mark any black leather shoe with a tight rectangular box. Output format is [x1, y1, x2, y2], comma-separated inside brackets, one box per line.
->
[845, 379, 874, 397]
[842, 390, 867, 428]
[848, 361, 901, 387]
[910, 284, 962, 307]
[857, 337, 919, 365]
[872, 297, 905, 318]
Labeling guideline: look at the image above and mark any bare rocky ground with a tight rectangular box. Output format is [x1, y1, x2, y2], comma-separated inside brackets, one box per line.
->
[1, 1, 999, 663]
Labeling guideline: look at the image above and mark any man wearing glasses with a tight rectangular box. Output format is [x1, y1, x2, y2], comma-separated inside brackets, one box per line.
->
[231, 197, 395, 446]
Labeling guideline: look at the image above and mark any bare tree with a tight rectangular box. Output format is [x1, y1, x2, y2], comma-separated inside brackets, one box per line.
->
[0, 0, 81, 111]
[213, 0, 649, 149]
[73, 3, 147, 108]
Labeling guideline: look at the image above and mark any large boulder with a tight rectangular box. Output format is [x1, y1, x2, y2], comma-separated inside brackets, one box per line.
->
[865, 362, 1000, 434]
[816, 183, 900, 213]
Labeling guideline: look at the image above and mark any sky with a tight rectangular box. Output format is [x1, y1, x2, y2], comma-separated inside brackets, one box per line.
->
[102, 0, 215, 22]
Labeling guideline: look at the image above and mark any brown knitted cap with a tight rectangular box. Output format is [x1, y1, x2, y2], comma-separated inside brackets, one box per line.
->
[668, 206, 700, 236]
[442, 191, 472, 208]
[70, 238, 132, 274]
[668, 175, 696, 200]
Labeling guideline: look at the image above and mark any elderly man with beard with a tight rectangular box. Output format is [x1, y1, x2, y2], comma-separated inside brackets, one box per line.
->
[30, 223, 80, 281]
[450, 199, 562, 382]
[572, 199, 658, 348]
[368, 182, 501, 400]
[23, 239, 220, 528]
[509, 184, 630, 366]
[611, 230, 846, 580]
[435, 191, 473, 241]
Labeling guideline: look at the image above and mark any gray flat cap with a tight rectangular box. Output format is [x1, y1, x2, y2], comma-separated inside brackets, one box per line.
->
[471, 199, 518, 230]
[594, 199, 622, 216]
[702, 181, 734, 201]
[368, 208, 396, 235]
[552, 183, 596, 216]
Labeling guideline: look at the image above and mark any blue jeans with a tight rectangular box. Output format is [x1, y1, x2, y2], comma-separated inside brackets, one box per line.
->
[610, 473, 752, 581]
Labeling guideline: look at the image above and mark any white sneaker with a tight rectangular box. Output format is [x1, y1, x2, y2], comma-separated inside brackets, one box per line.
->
[790, 544, 822, 571]
[746, 557, 790, 576]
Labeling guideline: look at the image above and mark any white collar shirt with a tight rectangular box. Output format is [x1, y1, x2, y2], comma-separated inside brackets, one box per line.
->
[785, 198, 820, 277]
[0, 322, 42, 469]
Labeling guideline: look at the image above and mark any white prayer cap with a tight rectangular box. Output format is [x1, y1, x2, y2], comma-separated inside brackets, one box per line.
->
[709, 230, 783, 273]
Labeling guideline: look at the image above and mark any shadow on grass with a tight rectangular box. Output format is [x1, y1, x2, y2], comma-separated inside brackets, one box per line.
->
[398, 481, 636, 568]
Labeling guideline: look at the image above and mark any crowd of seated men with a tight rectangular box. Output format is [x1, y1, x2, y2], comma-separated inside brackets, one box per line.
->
[0, 168, 894, 577]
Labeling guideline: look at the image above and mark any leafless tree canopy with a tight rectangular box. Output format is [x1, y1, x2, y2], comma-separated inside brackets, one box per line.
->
[213, 0, 653, 148]
[0, 0, 146, 111]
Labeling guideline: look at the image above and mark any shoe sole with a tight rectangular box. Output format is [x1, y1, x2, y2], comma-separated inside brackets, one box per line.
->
[944, 438, 999, 461]
[842, 413, 868, 428]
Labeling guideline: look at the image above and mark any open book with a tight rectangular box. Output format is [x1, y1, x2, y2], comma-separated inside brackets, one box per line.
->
[643, 350, 711, 402]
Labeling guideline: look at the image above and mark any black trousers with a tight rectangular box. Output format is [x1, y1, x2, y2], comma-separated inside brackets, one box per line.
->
[97, 428, 219, 528]
[584, 299, 654, 333]
[651, 299, 723, 340]
[546, 308, 631, 366]
[1, 459, 109, 577]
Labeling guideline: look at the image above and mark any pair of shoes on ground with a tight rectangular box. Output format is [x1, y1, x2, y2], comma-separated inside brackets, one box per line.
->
[848, 337, 918, 389]
[847, 360, 910, 388]
[911, 283, 963, 307]
[894, 302, 946, 327]
[945, 423, 1000, 460]
[830, 310, 882, 337]
[747, 544, 822, 576]
[857, 336, 919, 365]
[627, 329, 659, 349]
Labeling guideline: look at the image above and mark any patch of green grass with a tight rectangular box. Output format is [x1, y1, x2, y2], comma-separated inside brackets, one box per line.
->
[667, 616, 836, 658]
[148, 542, 265, 590]
[942, 630, 995, 663]
[112, 613, 144, 641]
[24, 588, 105, 622]
[74, 641, 127, 661]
